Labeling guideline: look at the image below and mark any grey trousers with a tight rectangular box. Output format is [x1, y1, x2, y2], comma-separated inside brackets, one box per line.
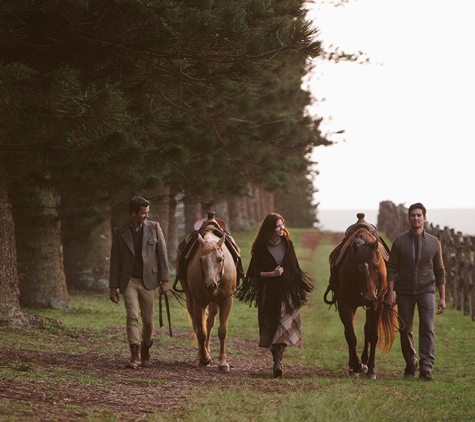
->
[397, 293, 436, 373]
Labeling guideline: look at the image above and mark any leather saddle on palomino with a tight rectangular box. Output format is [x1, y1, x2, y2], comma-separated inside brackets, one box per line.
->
[174, 211, 244, 292]
[324, 213, 390, 307]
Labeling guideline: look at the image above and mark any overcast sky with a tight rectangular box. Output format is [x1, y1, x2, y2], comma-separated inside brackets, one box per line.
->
[305, 0, 475, 213]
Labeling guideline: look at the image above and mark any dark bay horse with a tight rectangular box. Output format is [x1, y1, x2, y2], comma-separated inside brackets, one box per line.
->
[185, 229, 237, 371]
[326, 220, 397, 379]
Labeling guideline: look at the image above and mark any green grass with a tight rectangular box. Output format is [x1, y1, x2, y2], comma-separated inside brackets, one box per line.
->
[2, 228, 475, 422]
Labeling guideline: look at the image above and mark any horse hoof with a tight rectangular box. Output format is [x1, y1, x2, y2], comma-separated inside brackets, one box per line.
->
[218, 364, 230, 372]
[348, 369, 359, 378]
[365, 373, 376, 380]
[361, 364, 368, 375]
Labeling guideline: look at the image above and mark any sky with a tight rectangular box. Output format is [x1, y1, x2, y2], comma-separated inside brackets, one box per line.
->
[304, 0, 475, 215]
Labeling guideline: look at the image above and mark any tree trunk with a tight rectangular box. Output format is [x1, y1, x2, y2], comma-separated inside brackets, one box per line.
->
[142, 186, 174, 274]
[258, 188, 274, 220]
[61, 198, 111, 291]
[144, 186, 170, 246]
[247, 183, 260, 226]
[110, 197, 130, 232]
[228, 196, 248, 232]
[183, 192, 202, 234]
[13, 184, 70, 309]
[167, 195, 178, 268]
[264, 190, 274, 217]
[0, 161, 27, 326]
[213, 200, 229, 227]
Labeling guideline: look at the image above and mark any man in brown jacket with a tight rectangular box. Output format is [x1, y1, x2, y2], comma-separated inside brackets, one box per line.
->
[109, 196, 169, 369]
[386, 203, 446, 381]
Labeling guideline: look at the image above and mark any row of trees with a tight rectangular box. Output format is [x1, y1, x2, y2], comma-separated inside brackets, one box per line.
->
[0, 0, 335, 325]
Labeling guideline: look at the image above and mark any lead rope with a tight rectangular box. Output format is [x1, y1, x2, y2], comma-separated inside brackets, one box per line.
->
[158, 292, 173, 337]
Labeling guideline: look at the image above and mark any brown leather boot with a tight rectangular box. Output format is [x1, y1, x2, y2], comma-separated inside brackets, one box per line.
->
[272, 343, 286, 378]
[126, 343, 141, 369]
[141, 340, 153, 368]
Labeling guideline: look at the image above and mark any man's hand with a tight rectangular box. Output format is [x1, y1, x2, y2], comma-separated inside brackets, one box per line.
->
[159, 281, 170, 294]
[437, 297, 446, 314]
[385, 290, 396, 308]
[109, 288, 119, 304]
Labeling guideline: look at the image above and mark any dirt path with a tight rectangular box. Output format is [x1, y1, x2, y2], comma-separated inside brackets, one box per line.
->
[1, 332, 326, 421]
[301, 230, 344, 250]
[0, 231, 343, 422]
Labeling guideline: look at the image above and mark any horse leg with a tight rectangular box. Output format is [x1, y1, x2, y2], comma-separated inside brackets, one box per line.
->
[339, 305, 365, 375]
[362, 307, 380, 379]
[361, 309, 372, 369]
[205, 302, 219, 360]
[216, 297, 233, 372]
[185, 293, 198, 334]
[361, 327, 370, 370]
[191, 304, 211, 366]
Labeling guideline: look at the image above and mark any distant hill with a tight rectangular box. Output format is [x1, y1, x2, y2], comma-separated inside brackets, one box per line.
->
[317, 208, 475, 236]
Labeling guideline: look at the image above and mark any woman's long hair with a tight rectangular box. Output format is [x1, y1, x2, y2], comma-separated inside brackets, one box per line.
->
[251, 213, 290, 253]
[236, 212, 313, 313]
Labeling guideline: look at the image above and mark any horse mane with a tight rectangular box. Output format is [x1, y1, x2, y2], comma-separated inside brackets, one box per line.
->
[352, 233, 377, 261]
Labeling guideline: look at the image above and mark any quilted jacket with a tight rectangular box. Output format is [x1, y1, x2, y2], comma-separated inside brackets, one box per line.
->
[387, 231, 445, 295]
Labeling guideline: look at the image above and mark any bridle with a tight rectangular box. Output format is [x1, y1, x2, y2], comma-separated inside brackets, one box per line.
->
[200, 242, 226, 291]
[201, 253, 224, 285]
[360, 259, 382, 311]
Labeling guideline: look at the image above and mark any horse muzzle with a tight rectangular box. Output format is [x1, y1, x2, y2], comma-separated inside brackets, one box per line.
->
[205, 281, 219, 293]
[362, 295, 378, 309]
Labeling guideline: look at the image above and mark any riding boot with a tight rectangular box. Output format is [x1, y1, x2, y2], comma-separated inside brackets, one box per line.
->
[272, 343, 286, 378]
[126, 343, 141, 369]
[141, 340, 153, 368]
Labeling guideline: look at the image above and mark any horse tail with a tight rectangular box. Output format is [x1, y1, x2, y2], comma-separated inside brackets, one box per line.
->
[377, 303, 398, 354]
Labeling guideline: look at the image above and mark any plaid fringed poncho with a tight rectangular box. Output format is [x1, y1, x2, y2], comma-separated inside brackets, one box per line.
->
[235, 237, 313, 347]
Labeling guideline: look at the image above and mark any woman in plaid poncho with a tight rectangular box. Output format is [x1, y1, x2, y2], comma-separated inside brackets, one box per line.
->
[236, 213, 313, 377]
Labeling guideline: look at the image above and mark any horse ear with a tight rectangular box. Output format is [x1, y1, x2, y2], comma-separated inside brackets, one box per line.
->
[373, 239, 379, 251]
[198, 233, 205, 246]
[352, 241, 359, 254]
[217, 235, 225, 247]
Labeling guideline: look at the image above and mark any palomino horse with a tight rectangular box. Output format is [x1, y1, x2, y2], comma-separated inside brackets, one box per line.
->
[184, 228, 237, 371]
[325, 216, 397, 379]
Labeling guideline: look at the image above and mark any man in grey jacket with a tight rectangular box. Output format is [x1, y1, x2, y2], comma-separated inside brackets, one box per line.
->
[386, 203, 446, 381]
[109, 196, 169, 369]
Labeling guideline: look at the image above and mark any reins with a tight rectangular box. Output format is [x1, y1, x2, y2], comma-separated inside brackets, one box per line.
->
[158, 292, 172, 337]
[385, 302, 405, 332]
[169, 289, 188, 308]
[157, 289, 191, 337]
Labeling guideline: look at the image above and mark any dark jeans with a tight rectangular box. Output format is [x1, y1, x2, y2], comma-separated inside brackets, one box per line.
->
[397, 293, 436, 373]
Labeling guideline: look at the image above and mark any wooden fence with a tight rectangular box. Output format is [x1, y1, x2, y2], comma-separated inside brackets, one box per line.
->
[377, 200, 475, 321]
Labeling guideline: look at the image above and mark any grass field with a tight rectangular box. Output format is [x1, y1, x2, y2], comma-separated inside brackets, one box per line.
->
[1, 228, 474, 421]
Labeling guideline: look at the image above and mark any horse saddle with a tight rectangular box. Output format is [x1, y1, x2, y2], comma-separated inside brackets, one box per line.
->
[193, 213, 227, 232]
[329, 213, 390, 268]
[176, 211, 243, 284]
